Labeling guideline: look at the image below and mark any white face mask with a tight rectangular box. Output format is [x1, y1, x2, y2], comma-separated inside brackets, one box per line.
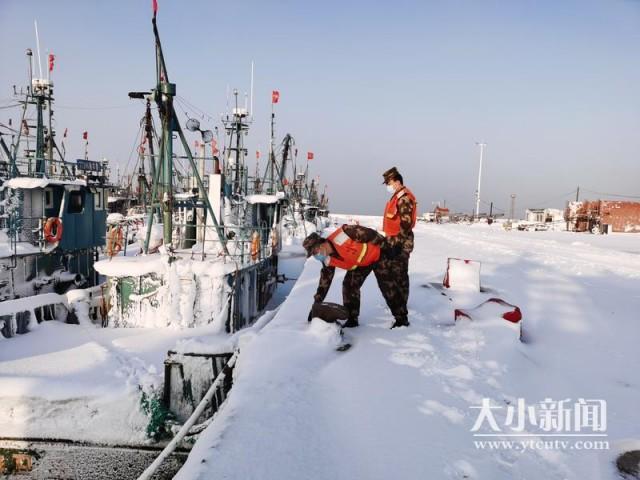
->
[386, 184, 395, 194]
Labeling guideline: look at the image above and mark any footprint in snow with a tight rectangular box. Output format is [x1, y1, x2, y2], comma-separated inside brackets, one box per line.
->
[419, 399, 465, 424]
[390, 349, 428, 368]
[438, 364, 474, 381]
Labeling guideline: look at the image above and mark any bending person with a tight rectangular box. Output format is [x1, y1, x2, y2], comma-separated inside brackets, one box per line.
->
[303, 224, 407, 329]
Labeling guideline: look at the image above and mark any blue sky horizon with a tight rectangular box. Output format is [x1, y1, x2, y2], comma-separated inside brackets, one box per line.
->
[1, 0, 639, 216]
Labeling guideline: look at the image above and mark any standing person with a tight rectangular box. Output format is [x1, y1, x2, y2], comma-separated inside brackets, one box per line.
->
[303, 225, 406, 328]
[381, 167, 417, 328]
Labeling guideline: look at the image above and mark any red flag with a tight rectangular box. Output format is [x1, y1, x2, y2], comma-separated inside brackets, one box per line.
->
[307, 151, 314, 160]
[283, 178, 289, 186]
[63, 128, 68, 138]
[82, 131, 88, 140]
[271, 90, 280, 104]
[256, 150, 261, 159]
[211, 139, 219, 156]
[152, 0, 158, 15]
[48, 54, 55, 72]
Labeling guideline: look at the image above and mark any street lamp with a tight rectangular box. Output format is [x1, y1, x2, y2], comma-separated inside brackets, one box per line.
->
[475, 142, 486, 220]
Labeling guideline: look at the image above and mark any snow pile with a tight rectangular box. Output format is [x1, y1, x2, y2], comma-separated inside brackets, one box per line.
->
[0, 321, 155, 443]
[97, 252, 234, 330]
[306, 318, 343, 348]
[177, 220, 640, 480]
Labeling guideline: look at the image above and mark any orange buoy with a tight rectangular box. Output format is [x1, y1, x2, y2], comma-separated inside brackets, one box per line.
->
[43, 217, 63, 243]
[105, 225, 124, 257]
[250, 231, 260, 261]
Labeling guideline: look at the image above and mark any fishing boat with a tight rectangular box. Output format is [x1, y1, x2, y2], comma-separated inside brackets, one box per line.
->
[95, 13, 294, 333]
[0, 48, 109, 338]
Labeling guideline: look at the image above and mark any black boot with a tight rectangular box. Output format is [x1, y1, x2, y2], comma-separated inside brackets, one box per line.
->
[342, 318, 359, 328]
[390, 317, 410, 329]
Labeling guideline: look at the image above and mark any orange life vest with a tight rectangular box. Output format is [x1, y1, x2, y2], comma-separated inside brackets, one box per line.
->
[383, 187, 417, 237]
[326, 227, 380, 270]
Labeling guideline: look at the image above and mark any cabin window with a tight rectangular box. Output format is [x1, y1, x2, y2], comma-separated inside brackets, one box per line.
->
[44, 188, 54, 209]
[68, 191, 84, 214]
[94, 190, 103, 210]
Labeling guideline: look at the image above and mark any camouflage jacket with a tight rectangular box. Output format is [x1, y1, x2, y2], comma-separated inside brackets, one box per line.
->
[385, 193, 415, 254]
[313, 225, 384, 303]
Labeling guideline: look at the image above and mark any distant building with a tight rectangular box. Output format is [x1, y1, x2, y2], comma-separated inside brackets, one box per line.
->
[565, 200, 640, 233]
[434, 206, 450, 223]
[525, 208, 564, 224]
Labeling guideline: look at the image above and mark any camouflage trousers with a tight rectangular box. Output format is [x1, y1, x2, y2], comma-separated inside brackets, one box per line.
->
[342, 252, 410, 322]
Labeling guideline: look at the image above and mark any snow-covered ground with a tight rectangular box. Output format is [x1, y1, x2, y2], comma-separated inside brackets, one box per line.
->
[1, 217, 638, 478]
[176, 217, 640, 480]
[0, 318, 212, 444]
[0, 242, 306, 445]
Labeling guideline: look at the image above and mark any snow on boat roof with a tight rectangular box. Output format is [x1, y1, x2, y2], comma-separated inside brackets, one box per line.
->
[175, 192, 197, 199]
[245, 194, 282, 204]
[3, 177, 87, 189]
[94, 255, 166, 277]
[107, 196, 130, 203]
[0, 292, 67, 316]
[106, 213, 125, 225]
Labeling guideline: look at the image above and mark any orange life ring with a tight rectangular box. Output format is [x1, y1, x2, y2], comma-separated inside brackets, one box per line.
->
[43, 217, 63, 243]
[106, 225, 124, 257]
[250, 231, 260, 261]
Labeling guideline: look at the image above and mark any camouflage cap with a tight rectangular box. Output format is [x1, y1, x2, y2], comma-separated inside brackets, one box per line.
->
[302, 232, 326, 257]
[382, 166, 401, 184]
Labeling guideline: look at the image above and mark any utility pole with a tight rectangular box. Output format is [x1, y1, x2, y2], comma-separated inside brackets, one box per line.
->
[474, 142, 486, 220]
[576, 186, 580, 202]
[510, 194, 516, 221]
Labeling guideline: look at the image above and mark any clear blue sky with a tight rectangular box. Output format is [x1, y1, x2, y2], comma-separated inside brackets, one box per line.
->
[1, 0, 639, 216]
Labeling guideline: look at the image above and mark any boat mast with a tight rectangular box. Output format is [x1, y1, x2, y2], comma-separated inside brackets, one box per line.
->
[269, 103, 275, 193]
[142, 98, 155, 208]
[140, 6, 228, 254]
[151, 15, 174, 246]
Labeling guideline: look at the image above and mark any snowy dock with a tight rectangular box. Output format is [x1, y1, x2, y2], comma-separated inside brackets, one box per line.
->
[1, 218, 639, 479]
[176, 217, 640, 480]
